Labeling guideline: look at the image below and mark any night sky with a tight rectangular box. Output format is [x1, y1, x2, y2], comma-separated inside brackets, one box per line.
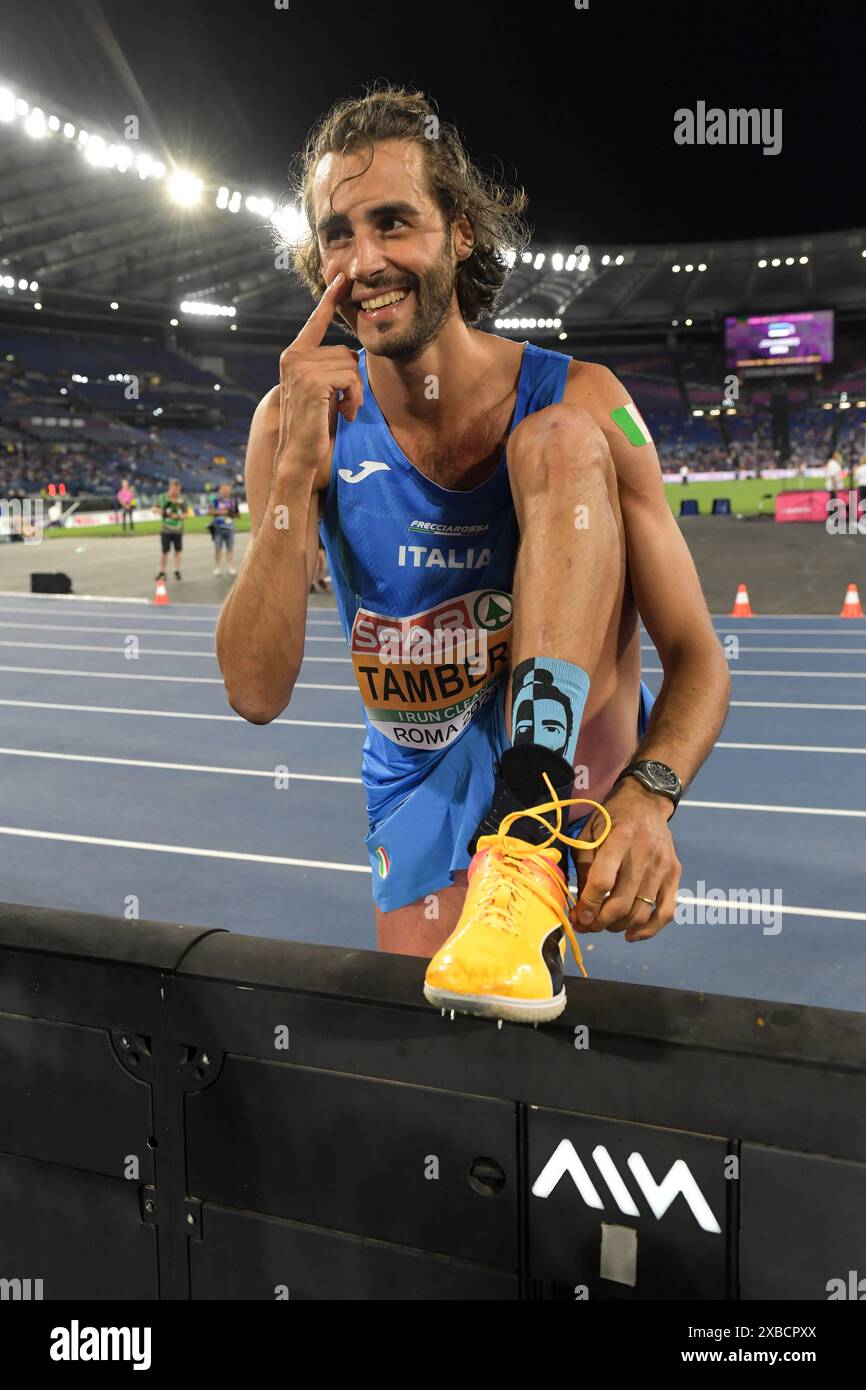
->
[1, 0, 863, 245]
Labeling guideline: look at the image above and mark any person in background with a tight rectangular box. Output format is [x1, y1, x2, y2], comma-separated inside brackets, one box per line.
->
[824, 449, 844, 497]
[855, 453, 866, 514]
[309, 543, 332, 594]
[116, 478, 135, 532]
[210, 481, 238, 577]
[678, 462, 689, 485]
[153, 477, 186, 581]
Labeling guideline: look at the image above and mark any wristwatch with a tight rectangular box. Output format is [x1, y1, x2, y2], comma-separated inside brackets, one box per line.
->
[612, 759, 682, 815]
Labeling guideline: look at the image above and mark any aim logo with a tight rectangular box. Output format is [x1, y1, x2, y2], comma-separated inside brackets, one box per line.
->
[532, 1139, 722, 1234]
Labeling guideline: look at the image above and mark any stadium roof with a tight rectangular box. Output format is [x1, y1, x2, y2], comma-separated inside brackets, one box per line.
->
[2, 81, 865, 347]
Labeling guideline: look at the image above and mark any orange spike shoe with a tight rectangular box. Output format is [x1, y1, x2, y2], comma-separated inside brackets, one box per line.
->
[423, 779, 611, 1023]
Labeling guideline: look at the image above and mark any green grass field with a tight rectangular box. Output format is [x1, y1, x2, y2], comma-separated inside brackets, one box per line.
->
[662, 477, 805, 516]
[45, 514, 252, 540]
[39, 477, 821, 539]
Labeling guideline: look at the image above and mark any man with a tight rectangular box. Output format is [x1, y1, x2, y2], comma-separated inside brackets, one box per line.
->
[216, 87, 730, 1024]
[154, 477, 186, 581]
[824, 449, 844, 496]
[116, 478, 136, 532]
[210, 481, 238, 576]
[856, 453, 866, 513]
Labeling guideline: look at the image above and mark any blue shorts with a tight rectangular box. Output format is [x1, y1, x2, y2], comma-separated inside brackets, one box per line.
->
[364, 679, 655, 912]
[213, 528, 234, 551]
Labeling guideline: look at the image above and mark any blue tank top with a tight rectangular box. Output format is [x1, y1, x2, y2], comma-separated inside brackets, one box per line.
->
[319, 341, 570, 822]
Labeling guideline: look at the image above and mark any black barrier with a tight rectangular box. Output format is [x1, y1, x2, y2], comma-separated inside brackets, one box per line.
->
[0, 901, 864, 1301]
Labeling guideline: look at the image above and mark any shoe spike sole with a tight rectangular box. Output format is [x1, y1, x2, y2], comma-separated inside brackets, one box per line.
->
[423, 984, 566, 1024]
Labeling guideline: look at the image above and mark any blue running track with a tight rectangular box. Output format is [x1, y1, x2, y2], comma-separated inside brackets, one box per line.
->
[0, 593, 863, 1011]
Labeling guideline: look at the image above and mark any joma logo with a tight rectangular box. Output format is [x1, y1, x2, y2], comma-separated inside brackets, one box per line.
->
[532, 1140, 722, 1234]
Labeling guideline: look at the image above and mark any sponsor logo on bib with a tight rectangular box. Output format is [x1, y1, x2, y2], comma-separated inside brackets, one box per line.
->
[350, 588, 512, 749]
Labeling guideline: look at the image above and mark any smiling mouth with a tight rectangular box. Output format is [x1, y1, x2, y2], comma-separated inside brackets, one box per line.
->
[356, 287, 410, 313]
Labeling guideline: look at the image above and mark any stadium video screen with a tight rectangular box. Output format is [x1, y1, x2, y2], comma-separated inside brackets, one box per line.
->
[724, 311, 834, 370]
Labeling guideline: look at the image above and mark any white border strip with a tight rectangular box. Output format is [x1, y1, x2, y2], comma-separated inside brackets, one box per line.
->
[643, 667, 866, 679]
[0, 825, 861, 918]
[0, 826, 371, 873]
[682, 799, 866, 818]
[0, 748, 362, 782]
[0, 666, 358, 694]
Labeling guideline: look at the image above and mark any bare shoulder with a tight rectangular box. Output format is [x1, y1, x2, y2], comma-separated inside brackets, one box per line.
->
[477, 329, 526, 381]
[563, 358, 664, 498]
[562, 358, 629, 416]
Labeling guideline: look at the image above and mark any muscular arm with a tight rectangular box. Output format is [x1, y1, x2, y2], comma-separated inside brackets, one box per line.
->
[561, 362, 730, 941]
[216, 272, 358, 726]
[564, 362, 730, 790]
[215, 387, 325, 724]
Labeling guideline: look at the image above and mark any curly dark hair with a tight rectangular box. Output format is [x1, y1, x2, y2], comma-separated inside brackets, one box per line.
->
[280, 84, 529, 324]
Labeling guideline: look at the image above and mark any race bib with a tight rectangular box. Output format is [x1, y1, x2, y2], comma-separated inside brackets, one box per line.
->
[350, 588, 513, 749]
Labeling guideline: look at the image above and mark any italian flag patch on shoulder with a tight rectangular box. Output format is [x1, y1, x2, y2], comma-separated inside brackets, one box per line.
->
[610, 402, 652, 446]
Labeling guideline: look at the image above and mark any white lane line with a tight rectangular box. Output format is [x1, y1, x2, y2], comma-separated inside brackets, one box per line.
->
[729, 700, 866, 711]
[0, 747, 362, 782]
[643, 667, 866, 679]
[0, 591, 151, 605]
[0, 640, 353, 661]
[0, 823, 860, 918]
[4, 668, 866, 707]
[0, 826, 372, 873]
[9, 644, 866, 676]
[676, 896, 866, 924]
[0, 665, 356, 690]
[0, 592, 230, 610]
[0, 608, 341, 631]
[710, 625, 866, 634]
[682, 799, 866, 818]
[716, 741, 866, 754]
[0, 620, 343, 640]
[9, 733, 857, 764]
[0, 711, 862, 809]
[643, 644, 866, 656]
[0, 696, 364, 728]
[0, 598, 341, 625]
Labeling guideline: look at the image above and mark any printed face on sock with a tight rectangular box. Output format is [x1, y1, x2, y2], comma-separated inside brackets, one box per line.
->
[514, 693, 571, 756]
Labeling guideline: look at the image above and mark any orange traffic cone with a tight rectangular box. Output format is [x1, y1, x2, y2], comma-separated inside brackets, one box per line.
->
[153, 576, 170, 606]
[730, 583, 753, 617]
[840, 583, 864, 618]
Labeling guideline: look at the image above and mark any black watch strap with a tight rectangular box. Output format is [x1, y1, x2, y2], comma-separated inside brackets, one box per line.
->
[613, 759, 682, 814]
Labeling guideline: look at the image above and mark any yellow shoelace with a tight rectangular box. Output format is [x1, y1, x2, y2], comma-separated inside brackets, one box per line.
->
[474, 772, 613, 978]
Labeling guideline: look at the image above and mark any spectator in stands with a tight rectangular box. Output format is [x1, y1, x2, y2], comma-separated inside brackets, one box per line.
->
[116, 478, 136, 532]
[153, 478, 187, 582]
[210, 481, 238, 577]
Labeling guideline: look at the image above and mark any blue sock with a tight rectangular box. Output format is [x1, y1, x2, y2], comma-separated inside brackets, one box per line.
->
[511, 656, 590, 766]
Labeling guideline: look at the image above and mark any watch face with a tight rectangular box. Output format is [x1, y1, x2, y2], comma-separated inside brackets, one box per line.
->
[645, 760, 679, 791]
